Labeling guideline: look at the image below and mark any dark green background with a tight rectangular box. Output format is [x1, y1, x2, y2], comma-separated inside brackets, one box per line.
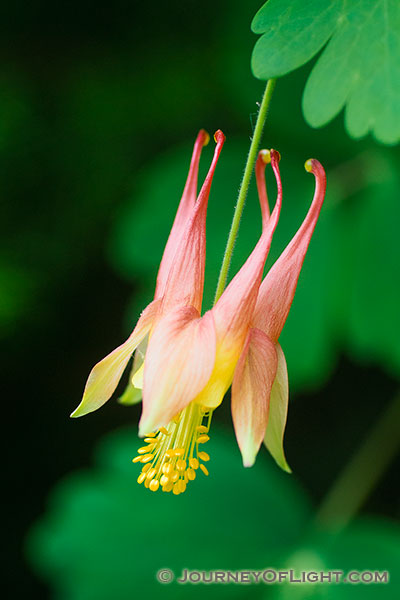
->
[1, 0, 399, 598]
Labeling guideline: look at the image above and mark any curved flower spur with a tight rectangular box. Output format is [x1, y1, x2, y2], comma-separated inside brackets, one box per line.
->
[71, 130, 326, 495]
[232, 156, 326, 471]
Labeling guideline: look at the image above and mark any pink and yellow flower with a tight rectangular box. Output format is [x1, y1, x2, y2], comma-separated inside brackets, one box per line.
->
[71, 130, 326, 495]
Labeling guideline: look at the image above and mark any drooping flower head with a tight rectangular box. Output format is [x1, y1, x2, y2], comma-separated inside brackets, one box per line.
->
[71, 131, 326, 495]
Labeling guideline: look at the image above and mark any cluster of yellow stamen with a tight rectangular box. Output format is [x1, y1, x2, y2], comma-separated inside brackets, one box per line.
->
[132, 402, 212, 495]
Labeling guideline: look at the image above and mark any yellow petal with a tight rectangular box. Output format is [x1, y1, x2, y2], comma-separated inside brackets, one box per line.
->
[118, 383, 142, 406]
[194, 330, 244, 409]
[118, 337, 148, 406]
[264, 343, 292, 473]
[131, 361, 144, 389]
[71, 300, 160, 418]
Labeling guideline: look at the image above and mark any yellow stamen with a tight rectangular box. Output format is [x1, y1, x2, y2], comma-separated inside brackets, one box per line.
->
[198, 451, 210, 461]
[146, 468, 156, 480]
[149, 479, 159, 492]
[162, 463, 173, 475]
[138, 445, 155, 454]
[140, 454, 154, 463]
[200, 464, 209, 476]
[160, 474, 169, 486]
[187, 468, 196, 480]
[133, 402, 213, 495]
[170, 470, 179, 483]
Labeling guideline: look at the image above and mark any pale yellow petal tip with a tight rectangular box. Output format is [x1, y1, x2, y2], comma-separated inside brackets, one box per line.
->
[304, 158, 313, 173]
[138, 418, 156, 438]
[70, 405, 84, 418]
[117, 395, 131, 406]
[70, 400, 94, 418]
[259, 149, 271, 165]
[241, 445, 257, 468]
[278, 458, 292, 474]
[118, 387, 142, 406]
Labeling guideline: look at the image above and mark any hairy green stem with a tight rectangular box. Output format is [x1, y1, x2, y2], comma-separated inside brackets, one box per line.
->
[315, 392, 400, 530]
[213, 78, 276, 304]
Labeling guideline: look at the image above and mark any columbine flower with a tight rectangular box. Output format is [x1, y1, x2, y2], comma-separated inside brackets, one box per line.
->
[71, 130, 326, 496]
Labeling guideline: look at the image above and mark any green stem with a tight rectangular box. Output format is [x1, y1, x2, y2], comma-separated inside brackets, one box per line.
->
[315, 392, 400, 531]
[213, 78, 276, 305]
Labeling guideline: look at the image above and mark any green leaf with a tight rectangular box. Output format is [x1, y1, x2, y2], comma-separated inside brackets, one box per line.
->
[26, 426, 311, 600]
[252, 0, 342, 78]
[252, 0, 400, 145]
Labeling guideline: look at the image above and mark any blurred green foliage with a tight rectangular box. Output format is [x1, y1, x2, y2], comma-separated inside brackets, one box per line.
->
[252, 0, 400, 144]
[26, 426, 400, 599]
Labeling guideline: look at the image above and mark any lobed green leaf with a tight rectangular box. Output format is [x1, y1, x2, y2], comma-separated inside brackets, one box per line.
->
[252, 0, 400, 145]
